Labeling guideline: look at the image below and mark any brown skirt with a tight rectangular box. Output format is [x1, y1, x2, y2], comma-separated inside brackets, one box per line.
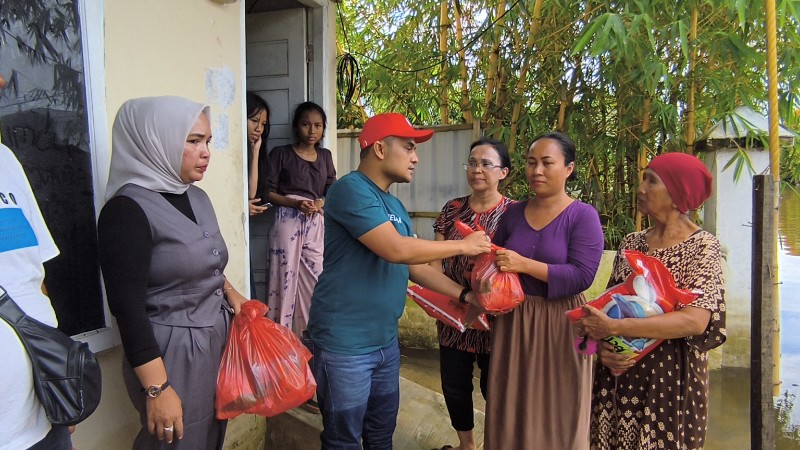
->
[485, 294, 592, 450]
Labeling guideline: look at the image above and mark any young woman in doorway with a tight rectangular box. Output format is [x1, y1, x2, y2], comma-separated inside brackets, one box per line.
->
[265, 100, 336, 367]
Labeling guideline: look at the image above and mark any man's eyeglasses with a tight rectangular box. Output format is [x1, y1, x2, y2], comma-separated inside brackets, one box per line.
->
[463, 161, 503, 171]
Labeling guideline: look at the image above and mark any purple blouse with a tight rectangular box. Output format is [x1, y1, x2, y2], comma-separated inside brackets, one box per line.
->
[267, 144, 336, 200]
[492, 200, 604, 299]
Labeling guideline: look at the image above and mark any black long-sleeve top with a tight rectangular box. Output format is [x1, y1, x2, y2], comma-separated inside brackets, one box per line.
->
[97, 193, 195, 367]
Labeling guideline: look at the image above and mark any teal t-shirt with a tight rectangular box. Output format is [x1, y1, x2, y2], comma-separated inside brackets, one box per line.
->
[308, 171, 413, 355]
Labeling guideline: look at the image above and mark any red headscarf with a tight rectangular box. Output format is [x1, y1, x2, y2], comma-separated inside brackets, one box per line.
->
[647, 153, 713, 214]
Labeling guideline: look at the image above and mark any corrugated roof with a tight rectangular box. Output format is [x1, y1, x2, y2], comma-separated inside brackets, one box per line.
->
[705, 106, 795, 139]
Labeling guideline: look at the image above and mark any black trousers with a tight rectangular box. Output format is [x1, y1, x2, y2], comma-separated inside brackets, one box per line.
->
[439, 344, 490, 432]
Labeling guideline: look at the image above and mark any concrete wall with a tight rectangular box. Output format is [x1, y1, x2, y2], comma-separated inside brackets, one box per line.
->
[101, 0, 248, 292]
[703, 148, 771, 368]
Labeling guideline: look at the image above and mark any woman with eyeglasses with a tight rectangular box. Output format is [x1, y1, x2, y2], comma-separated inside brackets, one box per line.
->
[429, 138, 513, 450]
[482, 132, 604, 450]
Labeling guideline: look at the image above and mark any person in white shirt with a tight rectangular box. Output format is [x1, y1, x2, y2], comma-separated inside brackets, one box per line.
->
[0, 140, 70, 450]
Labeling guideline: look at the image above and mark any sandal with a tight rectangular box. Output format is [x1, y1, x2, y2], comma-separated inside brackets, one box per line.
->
[431, 446, 453, 450]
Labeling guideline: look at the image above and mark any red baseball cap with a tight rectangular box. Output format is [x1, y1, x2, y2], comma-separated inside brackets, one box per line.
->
[358, 113, 434, 150]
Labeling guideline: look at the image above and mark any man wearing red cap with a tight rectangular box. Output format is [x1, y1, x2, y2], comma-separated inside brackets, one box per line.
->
[307, 113, 492, 449]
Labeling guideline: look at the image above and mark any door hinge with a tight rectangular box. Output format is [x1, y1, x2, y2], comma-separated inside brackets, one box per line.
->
[306, 45, 313, 63]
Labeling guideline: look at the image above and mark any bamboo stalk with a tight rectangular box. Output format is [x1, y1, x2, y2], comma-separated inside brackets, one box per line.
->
[686, 6, 698, 154]
[635, 95, 651, 232]
[483, 0, 507, 123]
[764, 0, 782, 398]
[495, 65, 509, 118]
[455, 4, 472, 123]
[439, 0, 450, 124]
[509, 0, 544, 152]
[557, 62, 581, 131]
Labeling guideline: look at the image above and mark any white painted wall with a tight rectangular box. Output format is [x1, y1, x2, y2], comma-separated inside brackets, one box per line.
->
[703, 148, 771, 368]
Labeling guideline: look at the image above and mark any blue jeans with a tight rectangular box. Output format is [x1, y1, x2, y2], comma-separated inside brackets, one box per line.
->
[312, 338, 400, 450]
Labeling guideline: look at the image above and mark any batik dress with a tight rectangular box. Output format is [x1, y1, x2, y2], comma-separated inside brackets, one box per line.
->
[433, 195, 513, 353]
[591, 230, 726, 450]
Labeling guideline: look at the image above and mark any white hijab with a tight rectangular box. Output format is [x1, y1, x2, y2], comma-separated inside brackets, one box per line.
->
[105, 96, 210, 200]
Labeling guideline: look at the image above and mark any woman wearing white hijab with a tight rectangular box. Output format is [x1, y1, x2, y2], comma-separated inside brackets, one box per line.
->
[98, 96, 246, 449]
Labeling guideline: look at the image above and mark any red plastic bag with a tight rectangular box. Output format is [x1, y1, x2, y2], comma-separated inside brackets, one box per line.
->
[455, 221, 525, 314]
[216, 300, 316, 419]
[566, 250, 698, 375]
[407, 284, 490, 331]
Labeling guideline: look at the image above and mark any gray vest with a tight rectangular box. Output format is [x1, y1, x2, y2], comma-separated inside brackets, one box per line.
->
[117, 184, 228, 327]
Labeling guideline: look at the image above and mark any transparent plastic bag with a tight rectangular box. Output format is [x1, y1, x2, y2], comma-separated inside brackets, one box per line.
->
[216, 301, 316, 419]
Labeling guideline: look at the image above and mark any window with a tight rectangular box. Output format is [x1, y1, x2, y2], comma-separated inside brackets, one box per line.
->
[1, 0, 111, 347]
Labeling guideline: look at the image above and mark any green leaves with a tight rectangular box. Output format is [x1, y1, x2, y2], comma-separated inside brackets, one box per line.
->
[338, 0, 800, 246]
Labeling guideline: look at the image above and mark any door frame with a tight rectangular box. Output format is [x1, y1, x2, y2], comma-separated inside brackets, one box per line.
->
[240, 3, 337, 299]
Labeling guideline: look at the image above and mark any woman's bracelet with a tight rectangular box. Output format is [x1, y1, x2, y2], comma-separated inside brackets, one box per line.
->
[458, 288, 471, 304]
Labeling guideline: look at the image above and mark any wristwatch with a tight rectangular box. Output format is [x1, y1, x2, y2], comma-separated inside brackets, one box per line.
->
[143, 380, 170, 398]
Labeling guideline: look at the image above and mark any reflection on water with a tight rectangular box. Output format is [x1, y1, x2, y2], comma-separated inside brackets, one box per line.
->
[781, 190, 800, 257]
[777, 189, 800, 448]
[700, 190, 800, 449]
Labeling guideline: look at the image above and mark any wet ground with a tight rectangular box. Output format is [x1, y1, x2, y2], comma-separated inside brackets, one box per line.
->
[400, 347, 800, 449]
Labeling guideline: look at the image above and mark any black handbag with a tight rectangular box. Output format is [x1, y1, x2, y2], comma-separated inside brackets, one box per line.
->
[0, 285, 102, 426]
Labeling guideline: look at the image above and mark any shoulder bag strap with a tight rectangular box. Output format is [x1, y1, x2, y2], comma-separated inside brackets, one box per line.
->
[0, 285, 28, 329]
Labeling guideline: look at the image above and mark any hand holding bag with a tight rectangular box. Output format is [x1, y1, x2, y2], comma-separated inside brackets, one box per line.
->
[0, 285, 102, 425]
[454, 221, 525, 314]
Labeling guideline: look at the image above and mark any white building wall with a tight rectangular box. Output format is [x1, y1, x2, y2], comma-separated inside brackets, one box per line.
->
[703, 148, 771, 368]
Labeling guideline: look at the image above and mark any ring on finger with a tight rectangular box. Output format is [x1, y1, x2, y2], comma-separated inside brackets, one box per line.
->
[164, 426, 174, 432]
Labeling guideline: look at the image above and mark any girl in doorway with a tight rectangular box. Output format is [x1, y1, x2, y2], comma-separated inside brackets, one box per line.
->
[245, 92, 270, 300]
[246, 92, 270, 216]
[265, 101, 336, 342]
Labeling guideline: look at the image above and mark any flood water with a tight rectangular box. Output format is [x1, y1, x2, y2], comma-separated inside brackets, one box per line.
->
[705, 189, 800, 449]
[400, 189, 800, 449]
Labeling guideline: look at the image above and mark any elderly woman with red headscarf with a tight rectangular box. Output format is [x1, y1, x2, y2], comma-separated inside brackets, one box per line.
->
[579, 152, 726, 450]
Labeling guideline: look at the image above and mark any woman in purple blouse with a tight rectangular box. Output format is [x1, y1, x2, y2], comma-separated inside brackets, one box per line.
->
[481, 132, 604, 450]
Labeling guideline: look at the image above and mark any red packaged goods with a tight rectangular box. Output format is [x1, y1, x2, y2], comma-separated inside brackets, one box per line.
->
[407, 284, 490, 332]
[454, 221, 525, 314]
[216, 300, 316, 419]
[566, 250, 698, 375]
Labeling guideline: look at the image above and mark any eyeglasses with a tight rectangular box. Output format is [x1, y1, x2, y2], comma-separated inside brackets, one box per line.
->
[463, 161, 503, 171]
